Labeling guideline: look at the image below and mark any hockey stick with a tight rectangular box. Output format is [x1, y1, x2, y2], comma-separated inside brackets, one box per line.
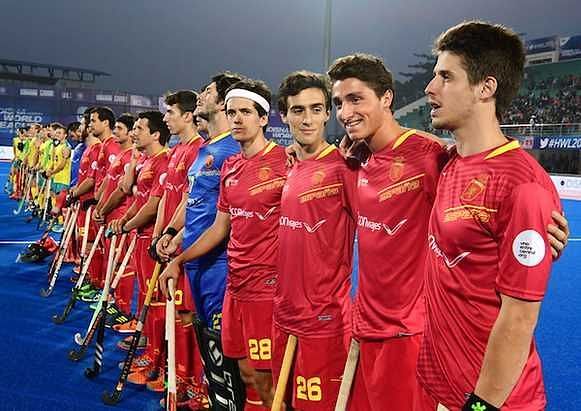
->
[102, 262, 162, 405]
[44, 205, 74, 281]
[72, 232, 130, 343]
[13, 169, 34, 215]
[52, 212, 101, 324]
[272, 334, 298, 411]
[38, 177, 52, 229]
[165, 278, 177, 411]
[334, 338, 360, 411]
[84, 234, 120, 377]
[69, 232, 120, 360]
[40, 204, 79, 297]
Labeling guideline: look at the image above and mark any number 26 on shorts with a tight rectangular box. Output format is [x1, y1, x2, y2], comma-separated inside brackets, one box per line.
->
[296, 376, 322, 402]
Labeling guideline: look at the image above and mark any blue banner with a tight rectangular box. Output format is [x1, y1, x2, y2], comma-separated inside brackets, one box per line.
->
[266, 109, 292, 147]
[559, 35, 581, 60]
[534, 135, 581, 150]
[0, 85, 159, 146]
[526, 36, 558, 54]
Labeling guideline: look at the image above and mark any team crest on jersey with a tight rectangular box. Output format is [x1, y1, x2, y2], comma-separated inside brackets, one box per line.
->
[204, 155, 214, 169]
[258, 167, 272, 181]
[389, 156, 405, 182]
[176, 161, 186, 171]
[461, 174, 489, 202]
[312, 169, 326, 185]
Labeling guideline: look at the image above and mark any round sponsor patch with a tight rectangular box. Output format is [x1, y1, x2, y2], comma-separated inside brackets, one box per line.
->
[158, 172, 167, 186]
[90, 160, 98, 170]
[512, 229, 545, 267]
[108, 154, 116, 164]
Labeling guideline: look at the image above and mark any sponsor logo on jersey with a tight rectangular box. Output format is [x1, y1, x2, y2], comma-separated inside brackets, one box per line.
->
[248, 177, 286, 196]
[512, 229, 545, 267]
[279, 216, 327, 233]
[428, 234, 470, 268]
[443, 205, 496, 224]
[229, 206, 277, 221]
[460, 174, 489, 202]
[298, 183, 342, 203]
[389, 156, 405, 182]
[108, 153, 116, 164]
[378, 173, 424, 202]
[358, 215, 408, 235]
[176, 161, 186, 171]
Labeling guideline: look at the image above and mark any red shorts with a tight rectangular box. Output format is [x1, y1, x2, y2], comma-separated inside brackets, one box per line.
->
[174, 266, 195, 312]
[413, 381, 439, 411]
[221, 291, 274, 370]
[272, 325, 349, 411]
[348, 334, 422, 411]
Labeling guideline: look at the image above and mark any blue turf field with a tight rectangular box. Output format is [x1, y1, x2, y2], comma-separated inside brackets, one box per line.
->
[0, 162, 579, 410]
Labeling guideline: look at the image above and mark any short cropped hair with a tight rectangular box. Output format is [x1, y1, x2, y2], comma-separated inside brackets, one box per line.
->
[138, 111, 171, 145]
[277, 70, 331, 114]
[164, 90, 198, 114]
[433, 20, 525, 120]
[328, 53, 395, 109]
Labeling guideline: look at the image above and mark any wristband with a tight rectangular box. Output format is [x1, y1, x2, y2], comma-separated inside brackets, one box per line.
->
[462, 393, 499, 411]
[148, 237, 161, 262]
[164, 227, 178, 237]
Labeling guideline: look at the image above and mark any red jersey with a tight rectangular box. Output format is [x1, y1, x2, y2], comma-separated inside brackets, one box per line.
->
[417, 140, 561, 409]
[354, 130, 446, 339]
[91, 135, 121, 191]
[77, 143, 102, 202]
[273, 145, 357, 338]
[151, 136, 203, 227]
[133, 149, 169, 236]
[101, 147, 134, 222]
[217, 141, 287, 301]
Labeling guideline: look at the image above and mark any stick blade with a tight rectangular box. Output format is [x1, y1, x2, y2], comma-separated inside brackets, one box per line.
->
[102, 390, 121, 406]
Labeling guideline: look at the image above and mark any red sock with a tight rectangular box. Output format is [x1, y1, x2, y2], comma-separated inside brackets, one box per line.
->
[245, 386, 267, 410]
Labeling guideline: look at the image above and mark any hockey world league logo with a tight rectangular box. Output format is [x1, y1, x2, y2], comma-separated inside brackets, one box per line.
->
[208, 340, 223, 367]
[389, 156, 405, 182]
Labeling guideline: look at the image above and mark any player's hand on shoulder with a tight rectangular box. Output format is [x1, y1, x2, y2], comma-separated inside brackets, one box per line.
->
[548, 210, 569, 259]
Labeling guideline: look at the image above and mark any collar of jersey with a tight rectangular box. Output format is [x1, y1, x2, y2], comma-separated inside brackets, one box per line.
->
[207, 131, 230, 145]
[392, 129, 417, 150]
[484, 139, 520, 160]
[314, 144, 336, 160]
[185, 134, 203, 145]
[152, 147, 169, 158]
[262, 141, 277, 156]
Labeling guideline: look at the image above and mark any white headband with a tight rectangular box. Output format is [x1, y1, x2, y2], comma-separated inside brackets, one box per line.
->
[224, 89, 270, 114]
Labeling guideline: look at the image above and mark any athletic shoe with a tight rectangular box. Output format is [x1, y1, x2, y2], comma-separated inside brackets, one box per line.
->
[80, 291, 101, 303]
[146, 368, 165, 392]
[127, 367, 153, 385]
[51, 224, 64, 233]
[159, 381, 209, 410]
[116, 334, 147, 351]
[113, 318, 138, 334]
[105, 307, 132, 328]
[118, 353, 153, 371]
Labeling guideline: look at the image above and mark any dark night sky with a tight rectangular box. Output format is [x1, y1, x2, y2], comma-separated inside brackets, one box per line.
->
[1, 0, 580, 95]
